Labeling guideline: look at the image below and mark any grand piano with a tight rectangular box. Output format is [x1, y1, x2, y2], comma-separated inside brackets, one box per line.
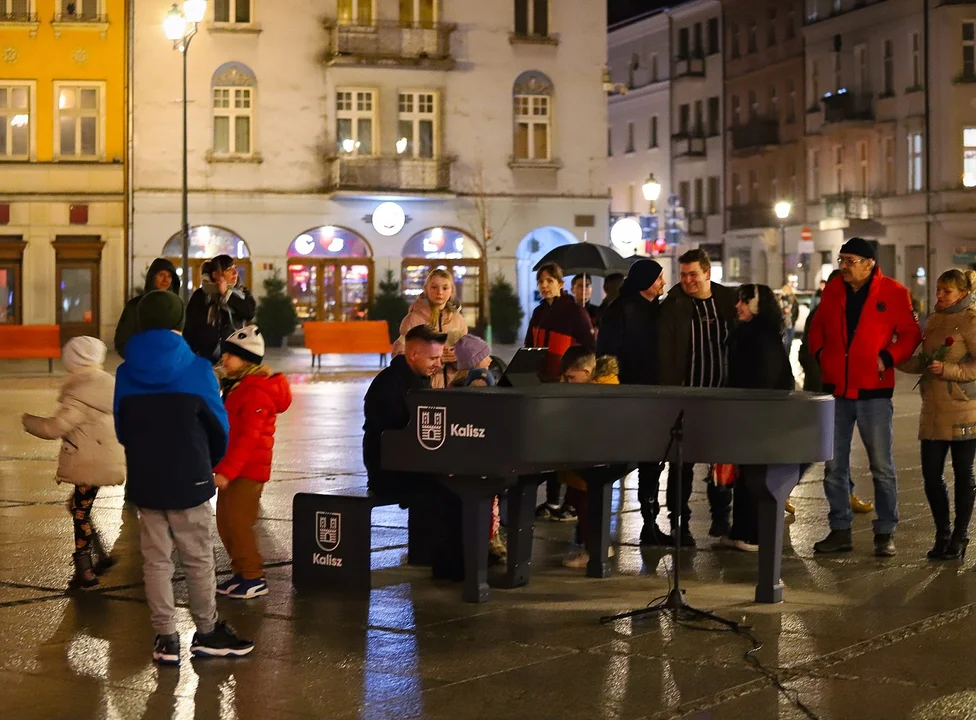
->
[382, 384, 833, 604]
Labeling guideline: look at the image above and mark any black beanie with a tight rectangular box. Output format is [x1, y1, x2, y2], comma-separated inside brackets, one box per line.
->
[839, 237, 876, 261]
[137, 290, 186, 332]
[621, 259, 664, 294]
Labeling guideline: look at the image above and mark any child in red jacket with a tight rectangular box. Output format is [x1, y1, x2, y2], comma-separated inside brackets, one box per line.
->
[213, 326, 292, 599]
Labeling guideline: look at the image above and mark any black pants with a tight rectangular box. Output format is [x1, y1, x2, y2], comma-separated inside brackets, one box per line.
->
[729, 475, 758, 545]
[545, 476, 563, 507]
[637, 463, 663, 523]
[71, 486, 99, 553]
[654, 464, 731, 530]
[920, 439, 976, 534]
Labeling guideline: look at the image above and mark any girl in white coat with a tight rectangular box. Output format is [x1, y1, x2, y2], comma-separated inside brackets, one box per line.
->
[22, 336, 126, 589]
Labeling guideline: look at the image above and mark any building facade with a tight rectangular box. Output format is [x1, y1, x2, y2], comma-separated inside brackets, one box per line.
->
[131, 0, 608, 337]
[0, 0, 127, 342]
[723, 0, 806, 289]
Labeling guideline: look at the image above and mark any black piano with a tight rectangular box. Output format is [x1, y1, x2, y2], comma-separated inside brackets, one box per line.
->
[382, 384, 833, 604]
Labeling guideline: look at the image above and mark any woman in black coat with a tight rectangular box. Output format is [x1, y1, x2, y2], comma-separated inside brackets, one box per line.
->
[723, 284, 795, 550]
[183, 254, 256, 364]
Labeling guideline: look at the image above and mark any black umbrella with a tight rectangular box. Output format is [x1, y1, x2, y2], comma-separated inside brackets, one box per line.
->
[532, 242, 635, 276]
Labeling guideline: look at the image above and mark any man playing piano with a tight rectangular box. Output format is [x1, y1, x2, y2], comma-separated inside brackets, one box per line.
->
[658, 248, 738, 545]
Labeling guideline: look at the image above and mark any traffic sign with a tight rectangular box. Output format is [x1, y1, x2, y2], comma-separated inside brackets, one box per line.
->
[801, 227, 812, 241]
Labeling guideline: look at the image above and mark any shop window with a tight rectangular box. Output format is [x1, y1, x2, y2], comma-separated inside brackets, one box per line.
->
[161, 225, 251, 294]
[401, 227, 483, 327]
[286, 226, 373, 322]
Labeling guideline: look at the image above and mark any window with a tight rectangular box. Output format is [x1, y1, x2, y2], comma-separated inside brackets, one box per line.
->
[707, 176, 719, 214]
[857, 140, 868, 193]
[626, 121, 635, 153]
[964, 22, 976, 79]
[732, 95, 741, 126]
[964, 128, 976, 186]
[786, 8, 795, 40]
[694, 178, 703, 212]
[731, 172, 741, 206]
[3, 0, 31, 20]
[400, 0, 435, 27]
[731, 22, 740, 59]
[748, 20, 757, 53]
[834, 145, 845, 193]
[60, 0, 98, 19]
[398, 91, 437, 159]
[0, 84, 31, 160]
[214, 0, 250, 23]
[651, 53, 659, 82]
[707, 96, 719, 136]
[770, 169, 778, 202]
[787, 79, 796, 123]
[337, 0, 373, 25]
[769, 86, 778, 119]
[693, 22, 703, 56]
[854, 44, 867, 91]
[513, 71, 553, 161]
[832, 0, 841, 12]
[833, 52, 842, 92]
[607, 127, 612, 157]
[679, 181, 690, 211]
[748, 90, 758, 120]
[708, 17, 719, 55]
[748, 170, 759, 203]
[810, 60, 820, 107]
[55, 84, 101, 158]
[693, 100, 703, 134]
[514, 0, 548, 36]
[883, 40, 894, 95]
[806, 0, 817, 23]
[789, 160, 797, 201]
[678, 27, 689, 58]
[884, 136, 895, 193]
[336, 89, 375, 156]
[649, 115, 658, 148]
[679, 103, 690, 134]
[767, 8, 776, 47]
[908, 131, 923, 191]
[809, 149, 820, 199]
[911, 32, 921, 87]
[211, 63, 256, 157]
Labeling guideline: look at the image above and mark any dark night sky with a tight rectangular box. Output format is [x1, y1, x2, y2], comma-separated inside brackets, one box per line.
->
[608, 0, 672, 27]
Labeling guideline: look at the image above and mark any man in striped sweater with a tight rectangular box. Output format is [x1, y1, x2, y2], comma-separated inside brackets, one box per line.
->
[658, 248, 738, 546]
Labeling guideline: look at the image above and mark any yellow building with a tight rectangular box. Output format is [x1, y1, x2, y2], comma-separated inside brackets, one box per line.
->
[0, 0, 126, 343]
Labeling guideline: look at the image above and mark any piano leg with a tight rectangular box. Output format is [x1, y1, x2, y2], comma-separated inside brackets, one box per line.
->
[440, 476, 495, 604]
[502, 478, 537, 588]
[750, 464, 800, 604]
[586, 478, 613, 579]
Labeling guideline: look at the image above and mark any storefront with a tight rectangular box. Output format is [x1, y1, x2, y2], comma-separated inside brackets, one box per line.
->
[0, 236, 24, 324]
[162, 226, 252, 293]
[400, 227, 483, 327]
[286, 226, 373, 321]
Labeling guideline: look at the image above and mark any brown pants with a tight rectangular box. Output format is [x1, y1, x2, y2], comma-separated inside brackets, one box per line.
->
[216, 478, 265, 580]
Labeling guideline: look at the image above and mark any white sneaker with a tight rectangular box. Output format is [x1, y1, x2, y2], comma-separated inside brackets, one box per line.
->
[562, 548, 589, 568]
[720, 536, 758, 552]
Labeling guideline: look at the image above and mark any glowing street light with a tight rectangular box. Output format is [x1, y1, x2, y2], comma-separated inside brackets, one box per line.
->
[774, 201, 792, 285]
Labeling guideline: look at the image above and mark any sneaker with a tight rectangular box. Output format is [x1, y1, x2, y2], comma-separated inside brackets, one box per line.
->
[562, 548, 589, 568]
[549, 504, 578, 522]
[874, 533, 896, 557]
[190, 621, 254, 658]
[153, 633, 181, 666]
[719, 536, 759, 552]
[226, 577, 268, 600]
[708, 519, 731, 538]
[535, 503, 555, 520]
[813, 528, 853, 554]
[851, 494, 874, 514]
[216, 574, 244, 596]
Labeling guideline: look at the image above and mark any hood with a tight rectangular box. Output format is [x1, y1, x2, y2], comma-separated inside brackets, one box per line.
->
[939, 292, 976, 316]
[61, 369, 115, 415]
[236, 372, 293, 414]
[145, 258, 181, 295]
[123, 329, 200, 387]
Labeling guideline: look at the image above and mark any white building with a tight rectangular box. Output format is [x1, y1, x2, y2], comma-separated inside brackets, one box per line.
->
[131, 0, 609, 338]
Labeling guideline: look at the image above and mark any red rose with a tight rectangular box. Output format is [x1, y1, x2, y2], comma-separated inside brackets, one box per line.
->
[946, 337, 955, 347]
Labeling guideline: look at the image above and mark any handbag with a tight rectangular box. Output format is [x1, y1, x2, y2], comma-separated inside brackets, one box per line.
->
[712, 463, 738, 487]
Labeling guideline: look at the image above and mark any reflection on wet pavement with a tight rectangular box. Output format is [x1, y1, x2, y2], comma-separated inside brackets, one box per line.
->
[1, 364, 972, 719]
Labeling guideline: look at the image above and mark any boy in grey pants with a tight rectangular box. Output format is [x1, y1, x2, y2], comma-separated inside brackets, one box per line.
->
[114, 291, 254, 665]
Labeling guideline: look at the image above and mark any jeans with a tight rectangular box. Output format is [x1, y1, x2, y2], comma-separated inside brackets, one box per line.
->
[920, 439, 976, 534]
[784, 327, 796, 353]
[823, 397, 898, 534]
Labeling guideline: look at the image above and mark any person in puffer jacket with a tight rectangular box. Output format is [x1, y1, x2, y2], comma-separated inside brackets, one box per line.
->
[213, 325, 292, 600]
[114, 258, 181, 359]
[22, 336, 126, 590]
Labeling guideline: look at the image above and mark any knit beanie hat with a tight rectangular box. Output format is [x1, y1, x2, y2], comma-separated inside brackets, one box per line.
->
[223, 325, 266, 364]
[454, 334, 491, 371]
[137, 290, 186, 332]
[839, 237, 876, 261]
[621, 259, 663, 294]
[62, 336, 107, 373]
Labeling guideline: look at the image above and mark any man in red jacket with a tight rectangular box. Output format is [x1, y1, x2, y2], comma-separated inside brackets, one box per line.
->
[808, 238, 922, 557]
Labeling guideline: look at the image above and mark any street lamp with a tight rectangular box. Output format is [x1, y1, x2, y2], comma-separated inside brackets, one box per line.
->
[164, 1, 207, 302]
[642, 173, 662, 213]
[774, 200, 792, 287]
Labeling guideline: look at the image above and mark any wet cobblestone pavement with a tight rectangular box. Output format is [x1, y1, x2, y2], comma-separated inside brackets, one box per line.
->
[2, 350, 974, 719]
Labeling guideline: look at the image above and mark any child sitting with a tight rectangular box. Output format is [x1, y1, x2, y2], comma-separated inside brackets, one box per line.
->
[450, 334, 496, 387]
[558, 348, 621, 569]
[22, 337, 126, 590]
[214, 325, 293, 599]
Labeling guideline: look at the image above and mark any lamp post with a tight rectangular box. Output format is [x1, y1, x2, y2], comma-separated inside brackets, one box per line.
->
[164, 0, 207, 303]
[642, 172, 663, 267]
[774, 200, 792, 287]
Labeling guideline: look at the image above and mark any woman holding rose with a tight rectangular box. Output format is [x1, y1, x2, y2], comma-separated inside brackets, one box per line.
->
[899, 269, 976, 560]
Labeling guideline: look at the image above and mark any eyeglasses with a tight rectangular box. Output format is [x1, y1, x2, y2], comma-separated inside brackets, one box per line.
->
[836, 256, 866, 267]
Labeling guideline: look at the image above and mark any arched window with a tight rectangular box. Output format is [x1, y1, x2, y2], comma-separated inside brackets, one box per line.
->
[401, 227, 483, 327]
[211, 62, 256, 156]
[286, 227, 374, 322]
[512, 71, 553, 161]
[161, 226, 251, 292]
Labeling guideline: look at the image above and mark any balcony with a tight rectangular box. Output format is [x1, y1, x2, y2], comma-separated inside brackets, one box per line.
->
[671, 132, 707, 160]
[673, 54, 706, 79]
[727, 204, 777, 231]
[322, 19, 456, 69]
[823, 192, 881, 220]
[0, 10, 38, 35]
[325, 154, 454, 193]
[730, 118, 780, 154]
[821, 90, 874, 127]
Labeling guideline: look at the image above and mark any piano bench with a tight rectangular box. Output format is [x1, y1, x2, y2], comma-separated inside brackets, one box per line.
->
[291, 490, 431, 598]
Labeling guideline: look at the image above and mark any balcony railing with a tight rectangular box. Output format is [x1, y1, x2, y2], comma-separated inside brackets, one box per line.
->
[673, 54, 706, 79]
[727, 204, 777, 231]
[0, 12, 36, 21]
[730, 118, 780, 153]
[821, 90, 874, 126]
[672, 132, 707, 159]
[325, 154, 454, 193]
[322, 19, 456, 69]
[823, 192, 881, 220]
[53, 13, 108, 22]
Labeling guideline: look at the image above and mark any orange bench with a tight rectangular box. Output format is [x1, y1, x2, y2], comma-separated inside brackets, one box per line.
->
[0, 325, 62, 372]
[303, 321, 392, 369]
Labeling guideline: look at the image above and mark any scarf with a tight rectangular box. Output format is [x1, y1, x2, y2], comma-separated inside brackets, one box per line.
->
[222, 363, 272, 397]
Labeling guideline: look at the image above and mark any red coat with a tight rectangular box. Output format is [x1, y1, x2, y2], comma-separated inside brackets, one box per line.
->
[214, 373, 292, 482]
[524, 293, 595, 379]
[808, 269, 921, 400]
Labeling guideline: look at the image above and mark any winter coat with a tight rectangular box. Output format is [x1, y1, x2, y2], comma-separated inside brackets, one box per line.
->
[22, 368, 126, 487]
[596, 290, 661, 385]
[657, 282, 738, 387]
[114, 258, 182, 359]
[808, 269, 921, 400]
[214, 371, 292, 482]
[728, 319, 795, 391]
[392, 296, 468, 388]
[114, 329, 229, 510]
[183, 285, 257, 364]
[897, 294, 976, 441]
[525, 292, 596, 380]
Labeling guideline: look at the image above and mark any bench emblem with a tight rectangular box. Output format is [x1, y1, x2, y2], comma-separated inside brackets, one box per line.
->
[315, 512, 341, 552]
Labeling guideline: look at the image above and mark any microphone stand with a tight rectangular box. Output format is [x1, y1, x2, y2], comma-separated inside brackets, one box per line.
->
[600, 410, 738, 628]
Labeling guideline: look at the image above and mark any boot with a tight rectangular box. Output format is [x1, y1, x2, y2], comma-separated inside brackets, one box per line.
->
[68, 552, 99, 590]
[943, 528, 969, 560]
[927, 529, 951, 560]
[89, 529, 116, 576]
[813, 529, 853, 554]
[874, 533, 896, 558]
